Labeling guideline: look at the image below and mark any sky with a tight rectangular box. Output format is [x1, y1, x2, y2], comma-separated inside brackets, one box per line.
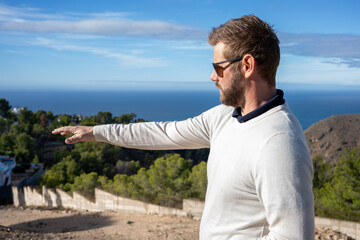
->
[0, 0, 360, 91]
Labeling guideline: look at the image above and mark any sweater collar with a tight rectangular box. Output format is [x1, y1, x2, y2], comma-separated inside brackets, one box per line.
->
[232, 89, 285, 123]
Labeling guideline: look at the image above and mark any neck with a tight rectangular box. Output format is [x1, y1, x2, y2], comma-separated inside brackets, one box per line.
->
[240, 83, 276, 116]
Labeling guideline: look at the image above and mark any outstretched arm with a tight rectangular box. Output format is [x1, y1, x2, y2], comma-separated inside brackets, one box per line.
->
[52, 105, 221, 149]
[52, 126, 95, 144]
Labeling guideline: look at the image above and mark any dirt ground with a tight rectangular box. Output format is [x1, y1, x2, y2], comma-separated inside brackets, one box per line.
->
[0, 206, 199, 240]
[0, 206, 355, 240]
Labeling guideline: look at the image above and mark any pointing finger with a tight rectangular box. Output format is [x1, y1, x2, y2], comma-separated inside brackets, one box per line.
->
[52, 126, 74, 135]
[52, 126, 94, 144]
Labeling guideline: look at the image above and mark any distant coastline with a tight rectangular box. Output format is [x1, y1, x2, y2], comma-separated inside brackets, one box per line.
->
[1, 89, 360, 130]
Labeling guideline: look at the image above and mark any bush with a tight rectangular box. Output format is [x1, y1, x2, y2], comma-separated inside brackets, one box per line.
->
[102, 154, 208, 208]
[315, 148, 360, 222]
[40, 155, 81, 188]
[188, 161, 207, 200]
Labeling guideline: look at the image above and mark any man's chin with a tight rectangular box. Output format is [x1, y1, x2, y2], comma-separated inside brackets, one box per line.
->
[220, 97, 232, 107]
[220, 94, 239, 108]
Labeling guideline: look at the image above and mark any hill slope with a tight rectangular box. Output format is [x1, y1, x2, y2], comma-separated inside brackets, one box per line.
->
[304, 114, 360, 164]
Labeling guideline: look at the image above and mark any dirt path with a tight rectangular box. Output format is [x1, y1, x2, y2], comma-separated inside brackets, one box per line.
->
[0, 206, 199, 239]
[0, 206, 355, 240]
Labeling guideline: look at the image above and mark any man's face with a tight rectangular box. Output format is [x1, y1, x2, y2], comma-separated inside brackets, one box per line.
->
[211, 43, 245, 108]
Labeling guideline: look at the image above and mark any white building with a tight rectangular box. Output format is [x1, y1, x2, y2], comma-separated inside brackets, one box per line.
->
[0, 156, 16, 187]
[11, 107, 23, 115]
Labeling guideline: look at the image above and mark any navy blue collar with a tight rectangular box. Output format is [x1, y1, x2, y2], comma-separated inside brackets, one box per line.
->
[232, 89, 285, 123]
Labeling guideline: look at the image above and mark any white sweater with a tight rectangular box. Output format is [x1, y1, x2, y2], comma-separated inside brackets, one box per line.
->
[93, 103, 315, 240]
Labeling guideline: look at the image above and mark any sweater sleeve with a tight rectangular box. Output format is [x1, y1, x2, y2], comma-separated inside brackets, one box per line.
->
[92, 110, 212, 150]
[255, 133, 315, 240]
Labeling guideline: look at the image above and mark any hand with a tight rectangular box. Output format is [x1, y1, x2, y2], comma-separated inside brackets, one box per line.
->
[52, 126, 95, 144]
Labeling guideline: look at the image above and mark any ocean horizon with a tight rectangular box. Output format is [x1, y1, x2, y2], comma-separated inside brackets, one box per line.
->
[1, 89, 360, 130]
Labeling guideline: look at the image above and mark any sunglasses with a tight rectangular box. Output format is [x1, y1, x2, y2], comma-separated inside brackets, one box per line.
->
[212, 56, 262, 77]
[212, 57, 243, 77]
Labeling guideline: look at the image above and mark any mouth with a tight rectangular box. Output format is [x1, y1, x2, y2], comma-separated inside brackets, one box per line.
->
[215, 82, 221, 90]
[215, 83, 224, 95]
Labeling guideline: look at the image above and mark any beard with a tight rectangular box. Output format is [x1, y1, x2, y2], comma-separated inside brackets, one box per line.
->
[217, 72, 246, 108]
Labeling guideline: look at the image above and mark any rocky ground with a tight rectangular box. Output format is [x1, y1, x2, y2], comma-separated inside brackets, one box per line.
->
[0, 206, 355, 240]
[305, 114, 360, 165]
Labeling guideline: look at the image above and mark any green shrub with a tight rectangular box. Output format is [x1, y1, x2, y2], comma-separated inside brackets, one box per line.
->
[315, 148, 360, 222]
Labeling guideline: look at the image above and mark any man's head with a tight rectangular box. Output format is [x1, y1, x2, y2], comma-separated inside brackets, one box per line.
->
[208, 15, 280, 87]
[213, 42, 246, 107]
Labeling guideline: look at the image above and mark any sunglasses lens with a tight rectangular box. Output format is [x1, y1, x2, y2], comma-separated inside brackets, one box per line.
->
[212, 63, 225, 77]
[215, 66, 223, 77]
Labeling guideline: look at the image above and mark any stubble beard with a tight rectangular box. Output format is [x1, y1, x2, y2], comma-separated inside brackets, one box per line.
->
[218, 72, 245, 108]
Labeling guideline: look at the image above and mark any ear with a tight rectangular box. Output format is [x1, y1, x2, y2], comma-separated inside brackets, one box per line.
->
[242, 54, 255, 79]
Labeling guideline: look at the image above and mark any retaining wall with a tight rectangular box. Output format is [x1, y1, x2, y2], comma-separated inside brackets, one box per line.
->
[183, 198, 205, 220]
[12, 186, 186, 217]
[12, 186, 359, 239]
[315, 216, 360, 239]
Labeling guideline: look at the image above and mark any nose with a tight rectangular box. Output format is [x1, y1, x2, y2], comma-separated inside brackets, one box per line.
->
[210, 70, 219, 82]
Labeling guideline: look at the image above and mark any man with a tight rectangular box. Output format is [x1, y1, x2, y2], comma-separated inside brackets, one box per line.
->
[53, 15, 315, 239]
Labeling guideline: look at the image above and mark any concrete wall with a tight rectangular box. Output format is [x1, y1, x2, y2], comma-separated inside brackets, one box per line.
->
[315, 216, 360, 239]
[12, 186, 186, 217]
[24, 187, 43, 206]
[183, 198, 205, 220]
[12, 187, 359, 239]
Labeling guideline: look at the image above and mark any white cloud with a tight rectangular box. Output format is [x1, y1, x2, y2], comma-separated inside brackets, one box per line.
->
[0, 3, 205, 40]
[0, 3, 70, 21]
[170, 42, 212, 50]
[0, 19, 204, 39]
[33, 37, 167, 68]
[5, 49, 28, 55]
[86, 12, 133, 19]
[279, 32, 360, 68]
[277, 55, 360, 86]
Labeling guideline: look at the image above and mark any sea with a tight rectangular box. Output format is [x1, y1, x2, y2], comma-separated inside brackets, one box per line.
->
[1, 89, 360, 130]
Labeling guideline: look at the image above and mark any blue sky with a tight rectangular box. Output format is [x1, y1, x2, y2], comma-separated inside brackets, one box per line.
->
[1, 0, 360, 91]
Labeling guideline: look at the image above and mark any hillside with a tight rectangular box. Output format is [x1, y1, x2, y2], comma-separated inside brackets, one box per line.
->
[305, 114, 360, 164]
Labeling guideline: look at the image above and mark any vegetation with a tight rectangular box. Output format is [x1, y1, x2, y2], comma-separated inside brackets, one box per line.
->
[314, 148, 360, 222]
[102, 153, 207, 208]
[41, 152, 207, 207]
[1, 97, 359, 221]
[0, 98, 208, 207]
